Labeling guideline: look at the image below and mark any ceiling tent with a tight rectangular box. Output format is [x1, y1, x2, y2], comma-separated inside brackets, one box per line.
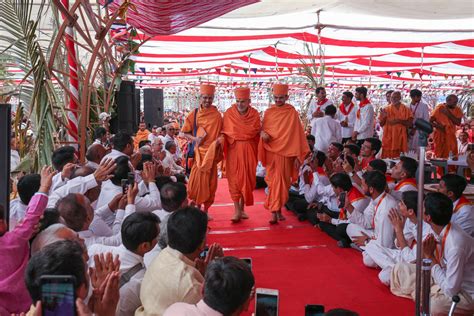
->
[116, 2, 472, 86]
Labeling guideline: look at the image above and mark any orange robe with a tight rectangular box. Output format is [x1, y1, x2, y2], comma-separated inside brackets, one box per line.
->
[258, 104, 310, 212]
[134, 129, 150, 149]
[222, 105, 261, 206]
[181, 105, 223, 208]
[430, 103, 463, 158]
[381, 103, 413, 158]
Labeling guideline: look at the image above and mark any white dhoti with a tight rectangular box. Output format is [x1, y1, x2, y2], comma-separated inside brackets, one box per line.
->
[391, 262, 474, 316]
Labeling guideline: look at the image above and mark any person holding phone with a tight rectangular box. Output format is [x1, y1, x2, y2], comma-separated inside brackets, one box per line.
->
[164, 257, 255, 315]
[0, 166, 54, 315]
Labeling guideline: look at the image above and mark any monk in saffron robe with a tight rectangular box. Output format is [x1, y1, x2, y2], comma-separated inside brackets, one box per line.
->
[259, 84, 310, 224]
[379, 91, 413, 158]
[134, 121, 151, 149]
[181, 84, 223, 216]
[222, 87, 261, 222]
[430, 94, 463, 158]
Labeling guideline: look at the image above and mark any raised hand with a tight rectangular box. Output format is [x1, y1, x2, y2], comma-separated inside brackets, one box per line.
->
[107, 193, 124, 213]
[89, 253, 120, 290]
[422, 234, 437, 263]
[93, 158, 116, 183]
[142, 162, 155, 185]
[39, 166, 57, 193]
[88, 272, 120, 316]
[388, 208, 404, 233]
[61, 162, 77, 180]
[127, 182, 139, 205]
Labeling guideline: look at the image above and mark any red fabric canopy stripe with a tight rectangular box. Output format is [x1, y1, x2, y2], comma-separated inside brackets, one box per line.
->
[139, 33, 474, 48]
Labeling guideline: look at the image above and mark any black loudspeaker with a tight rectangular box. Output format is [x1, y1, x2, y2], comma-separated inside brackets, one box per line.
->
[143, 89, 164, 128]
[116, 81, 139, 134]
[0, 104, 11, 230]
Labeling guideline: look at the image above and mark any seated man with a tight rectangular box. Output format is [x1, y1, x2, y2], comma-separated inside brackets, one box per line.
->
[145, 182, 188, 266]
[88, 212, 160, 316]
[390, 193, 474, 315]
[164, 257, 255, 316]
[136, 206, 223, 315]
[9, 173, 41, 229]
[438, 174, 473, 237]
[324, 142, 343, 176]
[318, 173, 370, 248]
[390, 156, 418, 200]
[346, 171, 398, 267]
[364, 191, 431, 285]
[162, 141, 185, 176]
[25, 239, 119, 315]
[360, 137, 382, 170]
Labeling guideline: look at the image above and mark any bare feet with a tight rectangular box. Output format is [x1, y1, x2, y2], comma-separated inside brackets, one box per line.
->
[231, 214, 241, 223]
[269, 212, 278, 225]
[277, 211, 286, 221]
[241, 212, 249, 220]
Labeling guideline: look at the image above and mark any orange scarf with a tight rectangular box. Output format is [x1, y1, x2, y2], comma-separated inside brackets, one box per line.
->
[356, 98, 371, 119]
[454, 195, 471, 214]
[339, 186, 366, 220]
[339, 102, 355, 116]
[394, 178, 417, 191]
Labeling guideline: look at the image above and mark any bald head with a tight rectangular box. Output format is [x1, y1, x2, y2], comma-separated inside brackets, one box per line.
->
[31, 224, 78, 255]
[57, 193, 93, 232]
[390, 91, 402, 105]
[446, 94, 458, 108]
[86, 144, 106, 164]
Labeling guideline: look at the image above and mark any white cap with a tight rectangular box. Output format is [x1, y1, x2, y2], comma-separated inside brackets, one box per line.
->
[99, 112, 111, 121]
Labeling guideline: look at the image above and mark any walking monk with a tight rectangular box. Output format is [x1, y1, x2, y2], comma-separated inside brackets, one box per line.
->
[181, 84, 223, 218]
[259, 84, 310, 224]
[222, 87, 261, 223]
[430, 94, 463, 158]
[379, 91, 413, 158]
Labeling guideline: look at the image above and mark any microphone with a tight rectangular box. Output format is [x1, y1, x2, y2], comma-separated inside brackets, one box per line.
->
[448, 295, 460, 316]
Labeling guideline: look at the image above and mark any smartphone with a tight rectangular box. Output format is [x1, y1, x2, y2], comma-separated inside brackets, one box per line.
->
[305, 304, 325, 316]
[121, 179, 128, 194]
[338, 192, 346, 209]
[242, 257, 252, 270]
[127, 172, 135, 185]
[199, 246, 209, 259]
[40, 275, 76, 316]
[255, 288, 279, 316]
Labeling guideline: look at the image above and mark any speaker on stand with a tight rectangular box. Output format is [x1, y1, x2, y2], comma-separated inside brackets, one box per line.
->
[143, 88, 164, 128]
[0, 104, 11, 230]
[116, 80, 139, 135]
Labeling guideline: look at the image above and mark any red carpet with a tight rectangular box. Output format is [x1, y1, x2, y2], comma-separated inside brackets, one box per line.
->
[206, 179, 414, 315]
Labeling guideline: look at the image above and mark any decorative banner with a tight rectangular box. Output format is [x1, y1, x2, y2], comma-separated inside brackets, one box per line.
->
[215, 67, 221, 74]
[243, 68, 248, 74]
[396, 72, 402, 77]
[225, 68, 231, 74]
[251, 68, 257, 74]
[139, 67, 146, 74]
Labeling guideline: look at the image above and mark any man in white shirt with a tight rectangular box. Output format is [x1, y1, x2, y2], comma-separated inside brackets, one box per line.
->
[162, 141, 185, 175]
[92, 126, 108, 146]
[162, 123, 182, 162]
[408, 89, 430, 152]
[147, 125, 160, 144]
[85, 143, 107, 171]
[346, 171, 398, 267]
[336, 91, 357, 144]
[457, 131, 469, 155]
[145, 182, 188, 266]
[307, 86, 333, 125]
[101, 132, 134, 163]
[391, 193, 474, 315]
[9, 174, 40, 229]
[318, 173, 370, 248]
[438, 174, 474, 237]
[311, 105, 342, 153]
[88, 212, 160, 316]
[164, 257, 255, 316]
[10, 133, 20, 172]
[50, 146, 77, 191]
[352, 86, 375, 146]
[136, 207, 224, 316]
[364, 191, 431, 285]
[96, 158, 161, 219]
[390, 156, 418, 201]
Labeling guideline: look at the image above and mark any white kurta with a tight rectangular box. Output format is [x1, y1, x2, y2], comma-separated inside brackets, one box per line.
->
[408, 101, 430, 151]
[335, 103, 358, 139]
[451, 197, 474, 237]
[353, 102, 375, 140]
[307, 98, 333, 125]
[311, 116, 342, 153]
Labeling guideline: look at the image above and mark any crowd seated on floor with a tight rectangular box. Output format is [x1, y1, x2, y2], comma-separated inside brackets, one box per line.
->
[3, 86, 474, 315]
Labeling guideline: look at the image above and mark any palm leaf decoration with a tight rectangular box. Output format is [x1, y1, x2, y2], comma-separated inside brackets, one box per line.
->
[0, 0, 60, 171]
[298, 42, 325, 126]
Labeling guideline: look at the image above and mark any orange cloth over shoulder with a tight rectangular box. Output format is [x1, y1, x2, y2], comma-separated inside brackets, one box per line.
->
[381, 103, 413, 158]
[222, 104, 261, 205]
[134, 129, 150, 149]
[259, 103, 310, 211]
[181, 104, 223, 207]
[430, 103, 463, 158]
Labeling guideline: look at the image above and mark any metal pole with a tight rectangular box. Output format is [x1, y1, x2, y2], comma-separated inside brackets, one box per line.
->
[415, 139, 427, 315]
[421, 258, 432, 315]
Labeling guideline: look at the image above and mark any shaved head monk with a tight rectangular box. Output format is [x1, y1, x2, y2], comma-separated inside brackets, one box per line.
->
[259, 84, 310, 224]
[379, 91, 413, 158]
[181, 84, 223, 217]
[430, 94, 463, 158]
[222, 87, 261, 223]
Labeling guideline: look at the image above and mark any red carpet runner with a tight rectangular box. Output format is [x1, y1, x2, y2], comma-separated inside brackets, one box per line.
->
[207, 179, 413, 315]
